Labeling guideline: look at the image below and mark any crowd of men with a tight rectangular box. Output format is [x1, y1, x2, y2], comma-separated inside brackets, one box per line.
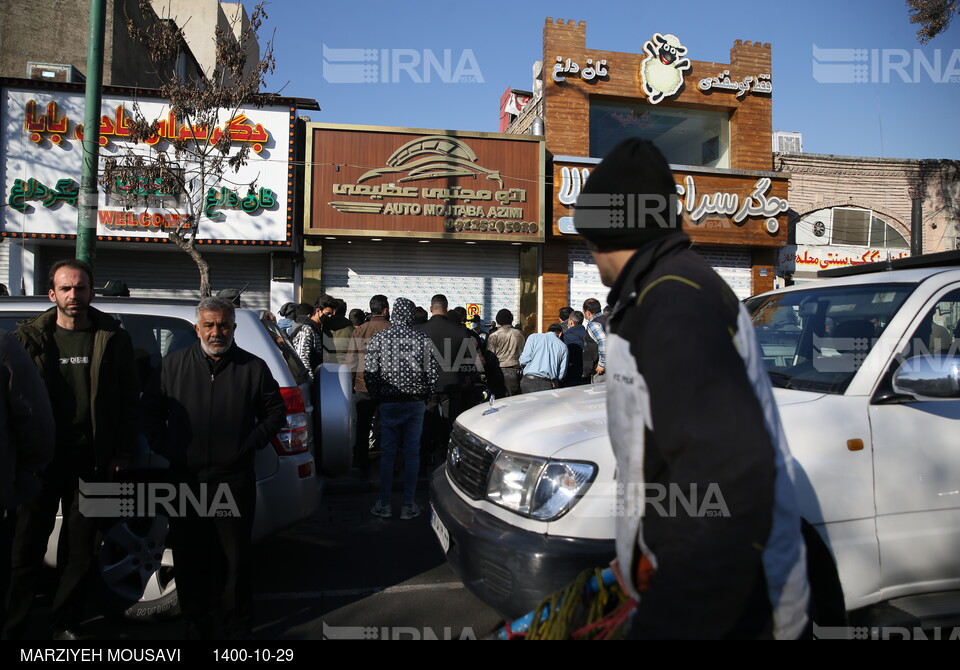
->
[0, 266, 610, 639]
[277, 292, 612, 510]
[0, 131, 813, 642]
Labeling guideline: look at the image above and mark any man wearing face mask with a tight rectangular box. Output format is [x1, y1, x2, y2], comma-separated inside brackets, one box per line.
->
[144, 296, 285, 639]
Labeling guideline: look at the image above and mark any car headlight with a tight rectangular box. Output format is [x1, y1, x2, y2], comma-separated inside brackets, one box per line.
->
[485, 451, 596, 521]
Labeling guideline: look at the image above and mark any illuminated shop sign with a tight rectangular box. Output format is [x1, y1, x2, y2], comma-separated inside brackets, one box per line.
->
[8, 177, 78, 211]
[698, 70, 772, 98]
[24, 100, 270, 152]
[640, 33, 690, 104]
[557, 165, 787, 234]
[551, 56, 609, 83]
[2, 89, 292, 243]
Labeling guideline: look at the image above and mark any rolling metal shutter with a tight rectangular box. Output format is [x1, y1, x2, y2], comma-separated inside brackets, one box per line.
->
[37, 245, 271, 309]
[0, 241, 10, 293]
[321, 240, 521, 323]
[567, 242, 608, 311]
[568, 241, 754, 307]
[695, 246, 753, 299]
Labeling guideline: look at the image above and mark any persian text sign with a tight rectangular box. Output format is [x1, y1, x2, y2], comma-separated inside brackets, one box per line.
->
[307, 126, 542, 241]
[555, 161, 788, 243]
[780, 245, 910, 272]
[1, 87, 291, 242]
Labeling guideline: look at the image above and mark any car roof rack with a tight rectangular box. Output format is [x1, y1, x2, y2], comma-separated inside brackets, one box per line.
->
[817, 249, 960, 278]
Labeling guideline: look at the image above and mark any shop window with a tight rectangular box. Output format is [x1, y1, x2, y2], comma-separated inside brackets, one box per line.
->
[870, 215, 909, 248]
[589, 101, 729, 168]
[797, 207, 909, 249]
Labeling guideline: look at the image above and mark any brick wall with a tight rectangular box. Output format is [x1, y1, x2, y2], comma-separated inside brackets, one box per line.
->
[777, 153, 960, 253]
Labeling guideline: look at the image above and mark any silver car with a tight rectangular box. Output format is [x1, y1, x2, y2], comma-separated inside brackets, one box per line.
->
[0, 297, 354, 620]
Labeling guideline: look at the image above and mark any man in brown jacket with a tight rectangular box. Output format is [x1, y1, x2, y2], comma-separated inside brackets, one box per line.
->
[345, 295, 390, 474]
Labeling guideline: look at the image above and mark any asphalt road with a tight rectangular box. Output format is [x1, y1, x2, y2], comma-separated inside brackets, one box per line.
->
[251, 477, 504, 641]
[11, 469, 504, 642]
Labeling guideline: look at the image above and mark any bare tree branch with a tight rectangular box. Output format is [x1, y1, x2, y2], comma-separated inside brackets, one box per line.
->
[102, 1, 276, 296]
[907, 0, 960, 43]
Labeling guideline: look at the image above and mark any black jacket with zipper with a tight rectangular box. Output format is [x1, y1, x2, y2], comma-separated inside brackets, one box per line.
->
[146, 340, 285, 482]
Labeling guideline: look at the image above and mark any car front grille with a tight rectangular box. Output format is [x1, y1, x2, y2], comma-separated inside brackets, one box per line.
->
[445, 424, 499, 500]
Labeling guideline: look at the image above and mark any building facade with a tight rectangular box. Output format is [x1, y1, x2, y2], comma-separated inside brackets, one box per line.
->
[0, 0, 205, 87]
[509, 18, 791, 329]
[1, 78, 311, 310]
[776, 151, 959, 282]
[302, 123, 543, 328]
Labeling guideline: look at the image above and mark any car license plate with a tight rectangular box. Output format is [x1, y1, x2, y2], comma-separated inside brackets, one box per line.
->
[430, 505, 450, 553]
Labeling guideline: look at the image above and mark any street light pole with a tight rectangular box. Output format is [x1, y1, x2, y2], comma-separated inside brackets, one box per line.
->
[76, 0, 106, 264]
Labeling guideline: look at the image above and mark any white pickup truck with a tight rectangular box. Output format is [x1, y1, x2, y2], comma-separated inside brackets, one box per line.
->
[430, 254, 960, 627]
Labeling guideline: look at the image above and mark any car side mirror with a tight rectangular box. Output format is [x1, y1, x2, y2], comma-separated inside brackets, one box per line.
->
[892, 355, 960, 400]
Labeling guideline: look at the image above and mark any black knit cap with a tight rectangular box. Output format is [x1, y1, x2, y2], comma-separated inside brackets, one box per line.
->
[574, 138, 680, 249]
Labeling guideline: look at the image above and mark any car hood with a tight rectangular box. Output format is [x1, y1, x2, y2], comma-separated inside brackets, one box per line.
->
[771, 387, 827, 406]
[456, 385, 610, 458]
[456, 383, 826, 459]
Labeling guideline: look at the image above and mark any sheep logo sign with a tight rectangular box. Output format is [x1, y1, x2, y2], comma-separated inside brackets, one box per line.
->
[640, 33, 691, 104]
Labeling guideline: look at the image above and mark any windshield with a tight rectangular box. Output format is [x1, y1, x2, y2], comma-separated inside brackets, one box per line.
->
[745, 283, 915, 394]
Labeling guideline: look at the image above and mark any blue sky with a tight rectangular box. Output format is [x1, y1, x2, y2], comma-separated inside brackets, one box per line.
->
[254, 0, 960, 160]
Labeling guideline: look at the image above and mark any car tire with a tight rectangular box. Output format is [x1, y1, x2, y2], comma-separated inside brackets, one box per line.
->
[98, 514, 181, 621]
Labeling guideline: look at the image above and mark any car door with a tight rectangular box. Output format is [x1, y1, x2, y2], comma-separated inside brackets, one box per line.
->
[869, 285, 960, 595]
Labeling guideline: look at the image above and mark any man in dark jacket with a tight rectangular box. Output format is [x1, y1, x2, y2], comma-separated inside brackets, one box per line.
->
[145, 296, 285, 639]
[6, 259, 138, 640]
[562, 311, 587, 386]
[345, 295, 391, 474]
[575, 138, 808, 639]
[415, 294, 480, 467]
[0, 329, 54, 633]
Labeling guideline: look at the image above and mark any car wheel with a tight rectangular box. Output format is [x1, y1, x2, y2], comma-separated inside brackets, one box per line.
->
[98, 514, 180, 621]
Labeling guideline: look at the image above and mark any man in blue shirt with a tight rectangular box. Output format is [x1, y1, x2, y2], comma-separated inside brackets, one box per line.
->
[518, 323, 568, 393]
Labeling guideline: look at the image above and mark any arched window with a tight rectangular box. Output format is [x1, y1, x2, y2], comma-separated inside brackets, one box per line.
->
[797, 207, 909, 249]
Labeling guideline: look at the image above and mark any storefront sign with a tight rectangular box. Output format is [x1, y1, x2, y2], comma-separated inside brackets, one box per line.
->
[640, 33, 690, 104]
[97, 209, 189, 231]
[698, 70, 772, 98]
[557, 165, 787, 234]
[780, 245, 910, 272]
[24, 100, 270, 152]
[308, 127, 542, 241]
[2, 88, 292, 243]
[204, 187, 277, 220]
[552, 56, 609, 83]
[8, 177, 78, 211]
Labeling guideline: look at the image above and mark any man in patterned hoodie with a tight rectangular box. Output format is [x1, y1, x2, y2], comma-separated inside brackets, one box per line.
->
[364, 297, 440, 520]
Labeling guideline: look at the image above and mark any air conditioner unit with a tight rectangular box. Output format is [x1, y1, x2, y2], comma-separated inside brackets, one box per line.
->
[26, 62, 85, 83]
[773, 131, 802, 154]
